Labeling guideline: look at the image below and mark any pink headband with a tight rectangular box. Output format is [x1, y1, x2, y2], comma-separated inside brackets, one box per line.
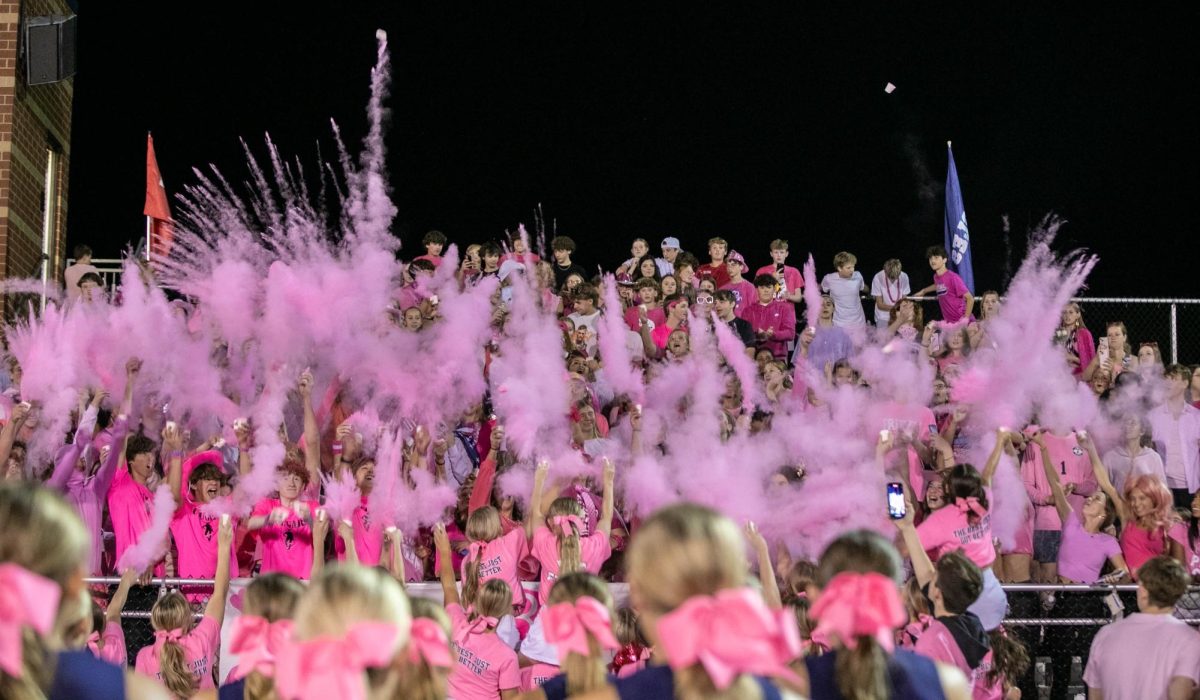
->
[551, 514, 584, 535]
[407, 618, 452, 669]
[542, 597, 619, 663]
[954, 496, 986, 519]
[228, 615, 295, 680]
[275, 622, 403, 700]
[810, 572, 906, 652]
[657, 588, 800, 690]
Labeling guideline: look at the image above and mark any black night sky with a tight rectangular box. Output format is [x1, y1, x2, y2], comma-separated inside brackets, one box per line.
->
[65, 5, 1198, 297]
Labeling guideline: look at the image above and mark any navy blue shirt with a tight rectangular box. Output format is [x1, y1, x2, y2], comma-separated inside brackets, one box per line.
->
[50, 650, 124, 700]
[805, 649, 945, 700]
[613, 664, 783, 700]
[219, 677, 247, 700]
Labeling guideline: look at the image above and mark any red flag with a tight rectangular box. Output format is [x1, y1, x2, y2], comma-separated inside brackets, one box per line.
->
[144, 133, 174, 257]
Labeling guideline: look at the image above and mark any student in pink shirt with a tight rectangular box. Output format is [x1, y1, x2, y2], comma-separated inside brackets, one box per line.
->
[333, 456, 385, 567]
[246, 369, 324, 578]
[1084, 556, 1200, 700]
[917, 245, 974, 324]
[460, 493, 533, 611]
[740, 274, 797, 360]
[754, 239, 804, 304]
[434, 523, 521, 700]
[86, 568, 138, 668]
[622, 279, 666, 333]
[1030, 431, 1126, 583]
[1022, 428, 1099, 584]
[108, 430, 166, 577]
[400, 596, 455, 700]
[914, 458, 1007, 631]
[718, 250, 756, 316]
[696, 236, 731, 289]
[1088, 436, 1188, 578]
[529, 460, 614, 606]
[165, 427, 235, 603]
[524, 572, 620, 700]
[412, 229, 447, 267]
[136, 516, 232, 698]
[217, 571, 305, 693]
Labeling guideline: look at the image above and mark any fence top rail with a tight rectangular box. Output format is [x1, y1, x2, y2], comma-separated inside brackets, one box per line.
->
[907, 295, 1200, 305]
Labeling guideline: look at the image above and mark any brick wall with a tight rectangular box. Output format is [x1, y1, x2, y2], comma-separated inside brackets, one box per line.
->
[0, 0, 73, 297]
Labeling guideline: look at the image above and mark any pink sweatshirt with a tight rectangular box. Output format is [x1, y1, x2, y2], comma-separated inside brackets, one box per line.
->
[48, 414, 128, 574]
[739, 300, 797, 359]
[134, 615, 220, 694]
[914, 619, 1001, 700]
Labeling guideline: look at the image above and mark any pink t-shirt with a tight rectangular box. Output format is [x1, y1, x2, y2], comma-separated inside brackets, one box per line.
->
[917, 496, 996, 567]
[91, 624, 127, 668]
[1117, 522, 1188, 580]
[107, 468, 165, 577]
[869, 401, 937, 500]
[519, 663, 561, 691]
[446, 603, 521, 700]
[170, 499, 235, 602]
[459, 526, 529, 607]
[623, 305, 666, 333]
[1057, 513, 1121, 583]
[934, 269, 970, 323]
[334, 499, 383, 567]
[754, 264, 804, 297]
[252, 497, 320, 579]
[1083, 613, 1200, 700]
[134, 615, 220, 694]
[530, 525, 612, 605]
[1023, 433, 1097, 531]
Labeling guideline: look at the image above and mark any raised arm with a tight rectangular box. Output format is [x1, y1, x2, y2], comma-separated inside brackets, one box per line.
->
[0, 402, 31, 476]
[894, 486, 936, 588]
[298, 369, 321, 489]
[1032, 432, 1073, 523]
[598, 459, 615, 540]
[1079, 431, 1129, 524]
[204, 517, 234, 627]
[980, 429, 1011, 487]
[310, 510, 329, 579]
[234, 419, 253, 477]
[162, 424, 185, 509]
[526, 460, 549, 541]
[386, 528, 406, 583]
[468, 424, 502, 515]
[629, 406, 644, 457]
[338, 520, 359, 565]
[47, 403, 99, 490]
[106, 568, 138, 623]
[746, 522, 782, 609]
[433, 523, 460, 607]
[93, 414, 130, 497]
[120, 359, 140, 417]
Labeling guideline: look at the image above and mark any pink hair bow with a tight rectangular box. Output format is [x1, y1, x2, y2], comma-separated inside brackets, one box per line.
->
[453, 610, 499, 647]
[274, 622, 403, 700]
[153, 628, 185, 647]
[407, 618, 453, 669]
[551, 514, 584, 534]
[657, 588, 801, 690]
[0, 563, 61, 677]
[954, 497, 986, 518]
[542, 597, 619, 663]
[228, 615, 295, 680]
[86, 632, 101, 656]
[810, 572, 906, 653]
[467, 541, 484, 560]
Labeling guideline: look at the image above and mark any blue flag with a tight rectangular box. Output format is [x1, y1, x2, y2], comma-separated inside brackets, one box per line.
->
[943, 143, 974, 293]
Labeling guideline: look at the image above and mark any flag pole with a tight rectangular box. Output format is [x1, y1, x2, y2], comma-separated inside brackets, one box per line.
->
[145, 215, 152, 262]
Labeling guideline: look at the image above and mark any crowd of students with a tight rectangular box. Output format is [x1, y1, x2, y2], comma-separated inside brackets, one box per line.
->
[3, 230, 1200, 699]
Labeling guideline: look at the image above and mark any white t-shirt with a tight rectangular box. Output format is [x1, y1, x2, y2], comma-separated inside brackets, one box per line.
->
[869, 270, 911, 326]
[821, 272, 866, 327]
[568, 309, 603, 355]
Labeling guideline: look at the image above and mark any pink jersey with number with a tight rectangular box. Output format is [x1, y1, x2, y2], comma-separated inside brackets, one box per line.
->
[459, 526, 529, 607]
[252, 497, 320, 579]
[134, 615, 220, 693]
[446, 603, 521, 700]
[530, 525, 612, 605]
[1024, 433, 1097, 530]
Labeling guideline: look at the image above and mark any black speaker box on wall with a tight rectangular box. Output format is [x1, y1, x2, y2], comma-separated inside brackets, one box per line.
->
[25, 15, 77, 86]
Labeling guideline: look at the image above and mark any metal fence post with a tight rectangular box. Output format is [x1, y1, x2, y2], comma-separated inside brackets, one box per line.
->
[1171, 303, 1179, 364]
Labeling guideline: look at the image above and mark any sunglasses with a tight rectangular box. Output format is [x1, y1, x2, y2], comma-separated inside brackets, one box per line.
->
[696, 295, 714, 304]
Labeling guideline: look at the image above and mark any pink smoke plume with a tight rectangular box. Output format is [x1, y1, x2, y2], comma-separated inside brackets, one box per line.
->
[597, 276, 645, 404]
[802, 255, 821, 330]
[117, 485, 176, 574]
[321, 470, 362, 525]
[711, 310, 763, 412]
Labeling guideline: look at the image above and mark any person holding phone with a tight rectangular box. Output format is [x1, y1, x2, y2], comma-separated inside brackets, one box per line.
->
[1083, 321, 1139, 386]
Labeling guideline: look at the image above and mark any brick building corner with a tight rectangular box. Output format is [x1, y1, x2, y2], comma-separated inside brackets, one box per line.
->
[0, 0, 73, 299]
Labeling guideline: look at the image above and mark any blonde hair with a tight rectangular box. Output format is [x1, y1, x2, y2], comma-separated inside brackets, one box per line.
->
[394, 598, 451, 700]
[627, 503, 759, 700]
[463, 507, 503, 607]
[546, 498, 585, 578]
[769, 239, 789, 251]
[150, 591, 198, 699]
[546, 572, 614, 696]
[242, 573, 306, 700]
[0, 482, 90, 700]
[833, 251, 857, 268]
[294, 564, 411, 700]
[471, 579, 512, 623]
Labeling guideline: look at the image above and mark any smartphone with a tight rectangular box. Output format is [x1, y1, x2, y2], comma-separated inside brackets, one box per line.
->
[887, 482, 906, 520]
[1098, 336, 1110, 365]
